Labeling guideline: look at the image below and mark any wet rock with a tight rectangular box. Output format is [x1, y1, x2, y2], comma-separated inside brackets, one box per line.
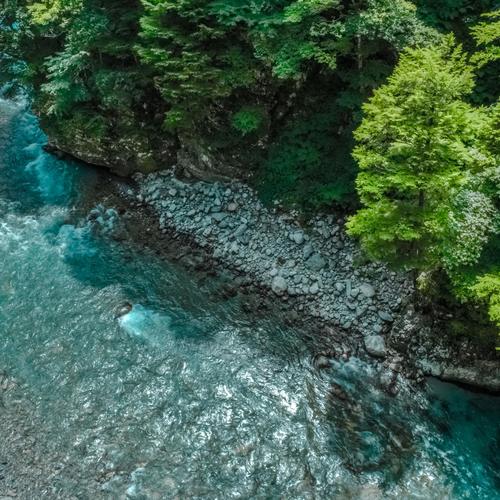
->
[313, 355, 331, 370]
[328, 383, 349, 401]
[441, 361, 500, 393]
[364, 335, 387, 358]
[116, 302, 132, 318]
[380, 369, 399, 395]
[227, 202, 238, 212]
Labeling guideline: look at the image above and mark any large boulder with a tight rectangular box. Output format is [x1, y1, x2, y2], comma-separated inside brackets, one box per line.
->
[271, 276, 288, 296]
[441, 361, 500, 393]
[306, 253, 327, 272]
[364, 335, 387, 358]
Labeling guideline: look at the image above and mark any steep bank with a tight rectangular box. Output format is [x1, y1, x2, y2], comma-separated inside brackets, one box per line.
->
[130, 169, 499, 392]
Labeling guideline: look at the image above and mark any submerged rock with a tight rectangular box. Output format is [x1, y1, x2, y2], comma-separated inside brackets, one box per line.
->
[116, 302, 133, 318]
[328, 383, 349, 401]
[313, 355, 331, 370]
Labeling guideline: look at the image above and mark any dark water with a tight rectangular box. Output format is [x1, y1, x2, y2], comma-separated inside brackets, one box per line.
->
[0, 97, 499, 499]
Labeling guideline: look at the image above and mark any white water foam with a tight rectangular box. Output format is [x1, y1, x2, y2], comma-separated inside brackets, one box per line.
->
[119, 304, 172, 345]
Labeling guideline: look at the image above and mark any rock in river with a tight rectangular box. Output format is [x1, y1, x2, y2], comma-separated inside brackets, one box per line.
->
[364, 335, 387, 358]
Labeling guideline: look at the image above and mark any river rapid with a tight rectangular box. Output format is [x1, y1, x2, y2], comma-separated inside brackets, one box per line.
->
[0, 96, 499, 499]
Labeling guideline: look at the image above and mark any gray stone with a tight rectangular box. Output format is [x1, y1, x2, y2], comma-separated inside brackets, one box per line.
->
[306, 253, 327, 272]
[345, 278, 352, 297]
[290, 230, 305, 245]
[271, 276, 288, 296]
[302, 243, 314, 260]
[234, 224, 248, 237]
[364, 335, 387, 358]
[360, 283, 376, 298]
[441, 361, 500, 392]
[227, 202, 239, 212]
[309, 282, 320, 295]
[211, 212, 227, 223]
[378, 311, 394, 322]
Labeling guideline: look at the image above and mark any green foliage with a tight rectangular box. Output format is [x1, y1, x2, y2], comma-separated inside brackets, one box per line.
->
[470, 10, 500, 68]
[415, 0, 497, 32]
[347, 37, 494, 269]
[232, 107, 265, 135]
[472, 272, 500, 327]
[257, 102, 357, 211]
[137, 0, 257, 129]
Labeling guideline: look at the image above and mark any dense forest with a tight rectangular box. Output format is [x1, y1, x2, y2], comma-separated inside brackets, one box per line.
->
[1, 0, 499, 339]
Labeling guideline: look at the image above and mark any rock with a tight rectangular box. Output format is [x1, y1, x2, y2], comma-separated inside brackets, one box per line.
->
[306, 253, 326, 272]
[360, 283, 376, 298]
[227, 202, 239, 212]
[309, 282, 320, 295]
[441, 361, 500, 392]
[116, 302, 133, 318]
[380, 369, 399, 395]
[211, 212, 227, 223]
[378, 310, 394, 322]
[417, 359, 442, 377]
[328, 383, 349, 401]
[364, 335, 387, 358]
[234, 224, 247, 237]
[313, 355, 331, 370]
[290, 230, 305, 245]
[302, 243, 313, 260]
[271, 276, 288, 296]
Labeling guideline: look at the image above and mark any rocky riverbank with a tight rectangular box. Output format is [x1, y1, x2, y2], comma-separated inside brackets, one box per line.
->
[129, 169, 500, 393]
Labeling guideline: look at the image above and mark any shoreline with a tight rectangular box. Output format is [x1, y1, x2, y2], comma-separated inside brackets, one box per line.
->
[125, 169, 499, 393]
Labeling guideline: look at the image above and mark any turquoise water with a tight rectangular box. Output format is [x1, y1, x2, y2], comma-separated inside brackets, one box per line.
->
[0, 97, 499, 499]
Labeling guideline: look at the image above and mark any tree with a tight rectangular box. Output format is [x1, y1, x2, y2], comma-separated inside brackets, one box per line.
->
[347, 36, 495, 271]
[472, 272, 500, 330]
[470, 10, 500, 68]
[137, 0, 258, 129]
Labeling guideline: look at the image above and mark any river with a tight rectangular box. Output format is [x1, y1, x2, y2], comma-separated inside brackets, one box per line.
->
[0, 96, 499, 499]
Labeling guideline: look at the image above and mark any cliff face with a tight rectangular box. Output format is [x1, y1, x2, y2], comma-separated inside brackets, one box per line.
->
[44, 124, 261, 181]
[42, 115, 178, 177]
[40, 103, 272, 181]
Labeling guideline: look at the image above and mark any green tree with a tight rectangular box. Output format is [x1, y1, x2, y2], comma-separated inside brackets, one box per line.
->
[472, 272, 500, 329]
[347, 37, 495, 270]
[137, 0, 258, 129]
[470, 10, 500, 68]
